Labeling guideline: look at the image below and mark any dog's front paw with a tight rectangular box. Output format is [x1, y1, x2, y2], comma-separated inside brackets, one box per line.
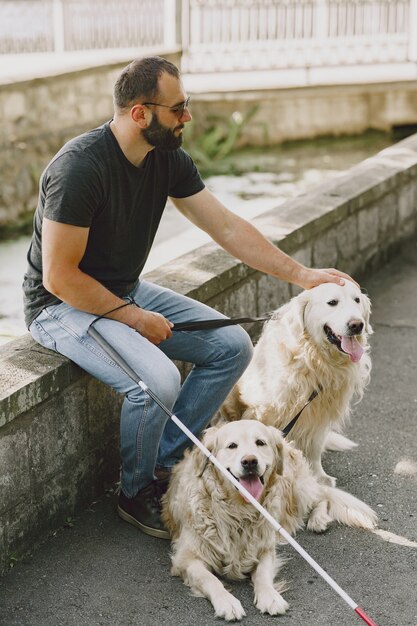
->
[214, 593, 246, 622]
[255, 589, 289, 615]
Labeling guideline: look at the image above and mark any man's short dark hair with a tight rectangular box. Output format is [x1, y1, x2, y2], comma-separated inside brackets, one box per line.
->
[113, 56, 180, 111]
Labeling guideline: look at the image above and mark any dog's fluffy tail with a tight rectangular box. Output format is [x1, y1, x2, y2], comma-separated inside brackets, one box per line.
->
[326, 487, 378, 529]
[324, 431, 358, 451]
[307, 487, 377, 533]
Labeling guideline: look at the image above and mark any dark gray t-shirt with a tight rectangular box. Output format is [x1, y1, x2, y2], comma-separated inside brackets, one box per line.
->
[23, 121, 205, 328]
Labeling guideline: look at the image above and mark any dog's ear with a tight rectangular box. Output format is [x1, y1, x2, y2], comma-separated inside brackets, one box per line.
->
[192, 426, 219, 477]
[267, 425, 285, 475]
[361, 292, 373, 335]
[282, 292, 309, 337]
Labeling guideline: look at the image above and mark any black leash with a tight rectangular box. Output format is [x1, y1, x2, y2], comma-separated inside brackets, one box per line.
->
[281, 387, 321, 437]
[89, 301, 272, 332]
[89, 304, 320, 437]
[172, 315, 272, 332]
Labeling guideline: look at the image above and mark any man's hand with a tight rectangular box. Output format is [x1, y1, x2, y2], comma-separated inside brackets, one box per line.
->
[297, 267, 360, 290]
[132, 308, 173, 345]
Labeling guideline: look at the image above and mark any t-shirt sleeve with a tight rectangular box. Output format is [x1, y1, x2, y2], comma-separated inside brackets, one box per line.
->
[42, 150, 104, 227]
[168, 148, 205, 198]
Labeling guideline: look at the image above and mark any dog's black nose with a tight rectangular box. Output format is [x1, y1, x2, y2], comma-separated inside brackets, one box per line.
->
[241, 456, 258, 472]
[348, 320, 364, 335]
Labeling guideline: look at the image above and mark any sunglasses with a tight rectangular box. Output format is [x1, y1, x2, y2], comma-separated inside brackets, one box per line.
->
[142, 96, 191, 118]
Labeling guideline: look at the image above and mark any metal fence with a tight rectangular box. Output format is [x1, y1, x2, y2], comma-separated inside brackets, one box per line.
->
[0, 0, 416, 71]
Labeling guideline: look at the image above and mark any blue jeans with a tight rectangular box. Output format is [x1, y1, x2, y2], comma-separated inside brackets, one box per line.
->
[30, 280, 253, 497]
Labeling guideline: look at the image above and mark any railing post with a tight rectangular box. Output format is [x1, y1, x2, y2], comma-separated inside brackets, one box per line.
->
[409, 0, 417, 62]
[52, 0, 65, 53]
[164, 0, 180, 48]
[315, 0, 329, 40]
[180, 0, 190, 71]
[312, 0, 329, 66]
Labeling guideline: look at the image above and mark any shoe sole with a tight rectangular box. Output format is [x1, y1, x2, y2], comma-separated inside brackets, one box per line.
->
[117, 505, 170, 540]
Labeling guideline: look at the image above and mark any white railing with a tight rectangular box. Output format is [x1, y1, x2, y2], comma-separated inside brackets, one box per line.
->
[0, 0, 171, 54]
[181, 0, 417, 72]
[0, 0, 54, 53]
[0, 0, 416, 72]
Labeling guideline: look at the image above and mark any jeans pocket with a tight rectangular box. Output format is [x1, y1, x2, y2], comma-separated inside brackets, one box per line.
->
[30, 318, 57, 352]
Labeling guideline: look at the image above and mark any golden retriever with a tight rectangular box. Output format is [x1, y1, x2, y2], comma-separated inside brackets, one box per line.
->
[221, 281, 372, 486]
[162, 420, 377, 621]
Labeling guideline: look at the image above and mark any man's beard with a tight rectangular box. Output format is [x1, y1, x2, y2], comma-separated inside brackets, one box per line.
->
[143, 113, 183, 151]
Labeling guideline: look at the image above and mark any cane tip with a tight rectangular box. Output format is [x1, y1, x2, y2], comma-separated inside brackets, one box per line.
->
[355, 606, 378, 626]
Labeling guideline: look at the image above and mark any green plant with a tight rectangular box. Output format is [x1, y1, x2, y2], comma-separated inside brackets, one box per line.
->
[9, 554, 18, 569]
[187, 106, 259, 175]
[63, 517, 75, 528]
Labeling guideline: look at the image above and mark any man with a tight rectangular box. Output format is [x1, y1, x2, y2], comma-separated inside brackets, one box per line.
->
[23, 56, 354, 540]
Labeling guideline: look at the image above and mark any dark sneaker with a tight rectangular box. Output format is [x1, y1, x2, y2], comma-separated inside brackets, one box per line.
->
[118, 480, 170, 540]
[155, 467, 171, 482]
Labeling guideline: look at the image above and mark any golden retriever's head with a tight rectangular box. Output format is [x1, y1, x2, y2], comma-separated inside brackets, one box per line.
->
[198, 420, 284, 503]
[290, 281, 372, 363]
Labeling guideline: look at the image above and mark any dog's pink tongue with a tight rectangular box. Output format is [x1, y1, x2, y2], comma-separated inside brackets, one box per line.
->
[239, 476, 264, 502]
[341, 336, 364, 362]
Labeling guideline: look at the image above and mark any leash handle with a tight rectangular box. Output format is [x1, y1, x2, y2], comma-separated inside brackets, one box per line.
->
[173, 315, 272, 332]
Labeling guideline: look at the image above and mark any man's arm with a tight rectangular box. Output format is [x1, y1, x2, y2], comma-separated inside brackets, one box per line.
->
[42, 218, 173, 344]
[172, 188, 357, 289]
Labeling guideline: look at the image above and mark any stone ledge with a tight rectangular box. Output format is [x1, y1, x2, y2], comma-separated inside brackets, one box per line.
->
[0, 335, 83, 429]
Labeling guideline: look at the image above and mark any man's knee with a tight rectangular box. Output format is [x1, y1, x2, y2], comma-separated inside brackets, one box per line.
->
[222, 326, 254, 371]
[129, 359, 181, 408]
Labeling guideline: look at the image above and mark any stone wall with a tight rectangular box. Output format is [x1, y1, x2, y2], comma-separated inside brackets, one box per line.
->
[187, 80, 417, 147]
[1, 134, 417, 574]
[0, 50, 181, 233]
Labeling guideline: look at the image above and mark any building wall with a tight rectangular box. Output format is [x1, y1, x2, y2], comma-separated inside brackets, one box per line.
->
[1, 134, 417, 573]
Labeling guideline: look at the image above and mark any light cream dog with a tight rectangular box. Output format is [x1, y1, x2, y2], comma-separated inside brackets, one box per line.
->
[221, 281, 372, 486]
[162, 420, 377, 622]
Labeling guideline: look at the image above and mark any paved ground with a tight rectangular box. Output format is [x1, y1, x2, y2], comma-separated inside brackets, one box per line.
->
[1, 243, 416, 626]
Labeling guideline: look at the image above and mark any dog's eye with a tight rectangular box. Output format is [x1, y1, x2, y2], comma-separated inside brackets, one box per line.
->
[354, 297, 360, 303]
[227, 442, 238, 449]
[327, 300, 338, 306]
[256, 439, 266, 447]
